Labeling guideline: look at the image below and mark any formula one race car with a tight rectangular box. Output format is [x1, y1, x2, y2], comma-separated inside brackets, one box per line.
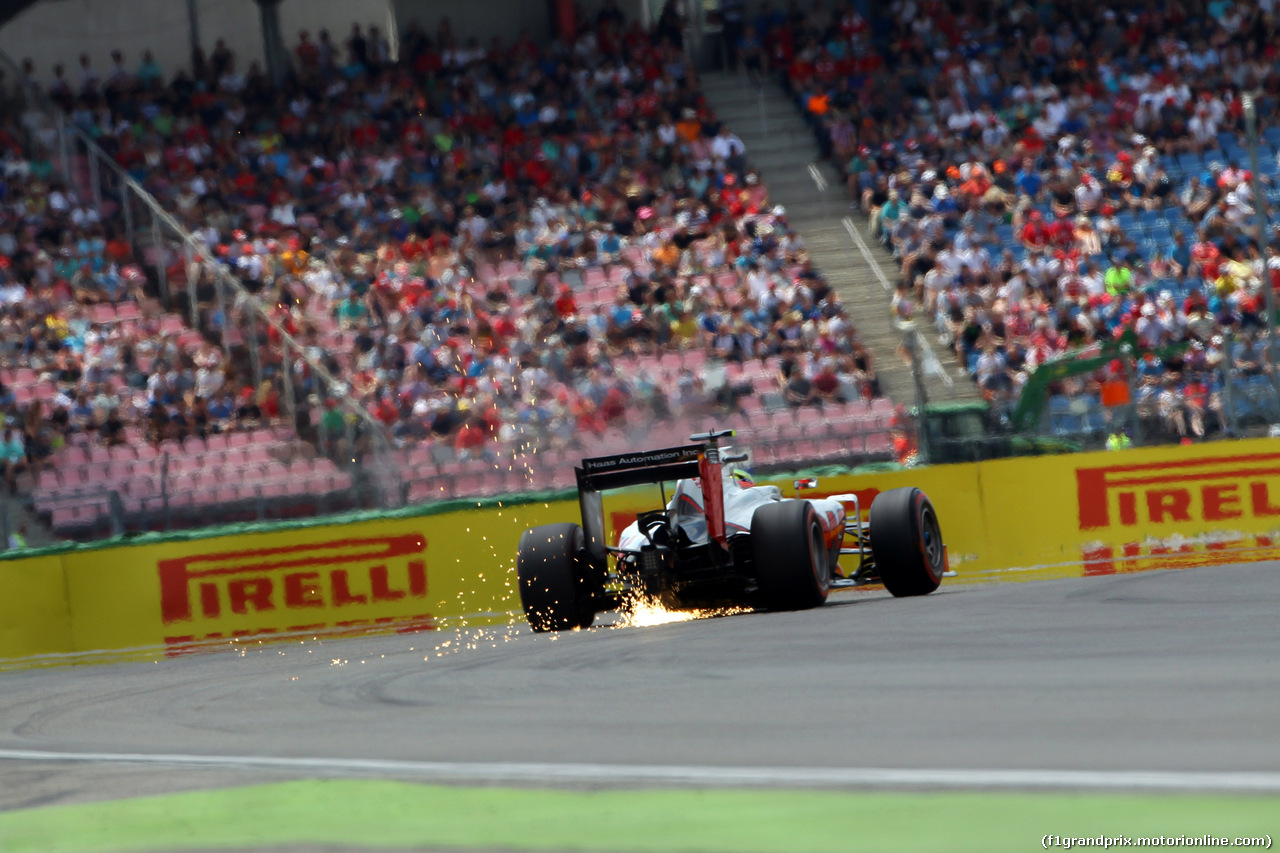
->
[516, 430, 947, 632]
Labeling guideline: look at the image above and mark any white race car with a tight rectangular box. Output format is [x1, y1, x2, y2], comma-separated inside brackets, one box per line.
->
[516, 430, 947, 631]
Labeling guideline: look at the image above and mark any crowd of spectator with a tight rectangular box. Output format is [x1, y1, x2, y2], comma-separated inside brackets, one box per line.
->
[17, 0, 1280, 525]
[757, 0, 1280, 441]
[0, 4, 886, 502]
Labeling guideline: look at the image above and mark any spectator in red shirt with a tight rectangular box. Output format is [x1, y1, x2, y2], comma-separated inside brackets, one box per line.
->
[1020, 210, 1050, 251]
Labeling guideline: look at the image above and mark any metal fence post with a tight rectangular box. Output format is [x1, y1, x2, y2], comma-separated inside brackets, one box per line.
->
[344, 413, 356, 467]
[122, 187, 135, 247]
[318, 400, 330, 456]
[151, 214, 169, 309]
[108, 490, 125, 537]
[56, 113, 70, 183]
[281, 338, 297, 429]
[87, 143, 102, 212]
[1221, 330, 1237, 436]
[213, 266, 231, 361]
[160, 452, 172, 530]
[1123, 355, 1141, 447]
[245, 298, 262, 393]
[185, 244, 200, 327]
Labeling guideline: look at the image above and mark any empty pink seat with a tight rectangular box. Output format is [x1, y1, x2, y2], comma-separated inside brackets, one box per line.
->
[816, 438, 846, 460]
[864, 433, 891, 454]
[108, 444, 137, 462]
[238, 464, 268, 484]
[51, 507, 80, 530]
[249, 427, 277, 445]
[259, 482, 287, 499]
[406, 480, 438, 504]
[170, 454, 201, 474]
[62, 446, 89, 466]
[127, 478, 157, 497]
[195, 470, 222, 490]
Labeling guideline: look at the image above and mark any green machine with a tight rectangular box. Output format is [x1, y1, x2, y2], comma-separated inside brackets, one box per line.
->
[912, 330, 1192, 465]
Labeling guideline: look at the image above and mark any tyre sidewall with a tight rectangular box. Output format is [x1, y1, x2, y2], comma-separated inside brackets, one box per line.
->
[751, 500, 829, 610]
[869, 487, 943, 597]
[517, 523, 595, 631]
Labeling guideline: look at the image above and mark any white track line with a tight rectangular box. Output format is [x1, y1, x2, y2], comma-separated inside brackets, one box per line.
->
[807, 163, 829, 192]
[840, 216, 954, 388]
[1, 749, 1278, 792]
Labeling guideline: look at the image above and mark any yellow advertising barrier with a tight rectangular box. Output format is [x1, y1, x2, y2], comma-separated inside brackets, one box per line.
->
[56, 501, 579, 660]
[1, 499, 577, 666]
[759, 436, 1280, 582]
[3, 436, 1279, 666]
[0, 553, 73, 660]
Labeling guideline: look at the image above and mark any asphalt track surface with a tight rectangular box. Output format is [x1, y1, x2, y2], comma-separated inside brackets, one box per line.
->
[1, 561, 1279, 812]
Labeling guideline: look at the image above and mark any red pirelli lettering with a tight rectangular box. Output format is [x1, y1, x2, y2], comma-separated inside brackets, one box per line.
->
[228, 578, 273, 614]
[1077, 453, 1280, 529]
[1202, 484, 1242, 521]
[159, 535, 428, 623]
[284, 572, 323, 608]
[1146, 489, 1192, 524]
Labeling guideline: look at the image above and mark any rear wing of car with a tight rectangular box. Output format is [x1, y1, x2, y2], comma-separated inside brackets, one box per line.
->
[575, 446, 704, 566]
[575, 446, 704, 492]
[575, 431, 737, 566]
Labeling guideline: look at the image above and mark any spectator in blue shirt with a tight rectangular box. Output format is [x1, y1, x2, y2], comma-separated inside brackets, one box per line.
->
[1015, 159, 1043, 198]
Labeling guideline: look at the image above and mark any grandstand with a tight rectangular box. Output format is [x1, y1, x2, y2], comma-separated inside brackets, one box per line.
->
[0, 0, 898, 542]
[773, 0, 1280, 445]
[3, 0, 1280, 545]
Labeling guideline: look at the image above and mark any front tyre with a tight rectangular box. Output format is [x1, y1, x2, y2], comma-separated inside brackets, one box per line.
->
[517, 523, 596, 632]
[751, 501, 830, 611]
[868, 487, 944, 597]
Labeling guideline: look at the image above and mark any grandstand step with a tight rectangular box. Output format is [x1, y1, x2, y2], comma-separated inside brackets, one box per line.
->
[733, 133, 823, 156]
[709, 110, 811, 137]
[703, 72, 978, 407]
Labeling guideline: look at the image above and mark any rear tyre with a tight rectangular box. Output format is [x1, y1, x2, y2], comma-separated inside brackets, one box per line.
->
[517, 523, 596, 632]
[868, 487, 944, 597]
[751, 501, 830, 611]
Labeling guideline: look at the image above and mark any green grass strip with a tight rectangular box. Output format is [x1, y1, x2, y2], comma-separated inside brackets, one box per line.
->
[1, 779, 1277, 852]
